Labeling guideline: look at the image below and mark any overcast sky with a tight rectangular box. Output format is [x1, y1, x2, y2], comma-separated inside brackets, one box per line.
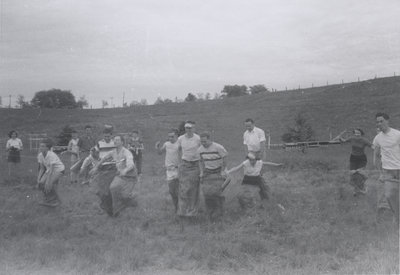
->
[1, 0, 399, 107]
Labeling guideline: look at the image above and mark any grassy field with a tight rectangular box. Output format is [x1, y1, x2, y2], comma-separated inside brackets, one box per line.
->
[0, 77, 399, 274]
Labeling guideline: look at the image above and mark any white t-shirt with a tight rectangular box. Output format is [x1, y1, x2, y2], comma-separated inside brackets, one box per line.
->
[177, 134, 201, 161]
[243, 159, 263, 176]
[162, 141, 180, 167]
[38, 151, 65, 173]
[68, 138, 80, 154]
[106, 147, 135, 173]
[6, 138, 23, 150]
[243, 127, 266, 152]
[373, 128, 400, 170]
[97, 139, 116, 159]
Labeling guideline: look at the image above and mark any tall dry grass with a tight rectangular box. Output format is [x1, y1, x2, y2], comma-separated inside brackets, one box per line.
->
[0, 147, 398, 275]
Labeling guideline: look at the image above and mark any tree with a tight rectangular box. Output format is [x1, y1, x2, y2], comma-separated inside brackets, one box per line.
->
[76, 96, 89, 109]
[205, 93, 211, 100]
[154, 97, 165, 105]
[249, 84, 268, 94]
[31, 89, 78, 108]
[56, 125, 74, 146]
[16, 94, 31, 108]
[140, 99, 148, 105]
[221, 85, 248, 97]
[281, 113, 315, 143]
[102, 100, 108, 109]
[185, 93, 197, 102]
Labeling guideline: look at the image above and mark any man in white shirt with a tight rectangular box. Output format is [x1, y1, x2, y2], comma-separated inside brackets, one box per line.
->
[373, 112, 400, 226]
[176, 121, 201, 218]
[243, 118, 266, 160]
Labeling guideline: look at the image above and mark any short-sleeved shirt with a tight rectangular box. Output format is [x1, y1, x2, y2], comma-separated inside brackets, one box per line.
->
[68, 138, 80, 154]
[163, 141, 180, 167]
[178, 134, 201, 161]
[38, 151, 65, 172]
[243, 127, 266, 152]
[97, 139, 116, 159]
[345, 137, 372, 156]
[106, 147, 135, 174]
[373, 128, 400, 170]
[80, 135, 96, 152]
[197, 142, 228, 170]
[243, 159, 263, 176]
[6, 138, 23, 150]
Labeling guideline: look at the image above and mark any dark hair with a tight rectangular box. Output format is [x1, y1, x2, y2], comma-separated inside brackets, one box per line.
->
[245, 118, 254, 123]
[375, 112, 389, 120]
[200, 131, 211, 139]
[114, 135, 125, 143]
[41, 138, 54, 149]
[103, 128, 113, 134]
[132, 130, 139, 134]
[354, 128, 365, 136]
[169, 128, 179, 136]
[8, 130, 18, 138]
[186, 120, 196, 125]
[84, 125, 92, 129]
[71, 129, 77, 134]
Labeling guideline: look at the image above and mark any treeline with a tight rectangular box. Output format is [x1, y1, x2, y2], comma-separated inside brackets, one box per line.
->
[151, 84, 271, 105]
[13, 89, 88, 109]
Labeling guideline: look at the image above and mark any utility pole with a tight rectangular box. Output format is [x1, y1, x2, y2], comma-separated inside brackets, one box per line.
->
[122, 92, 125, 107]
[9, 95, 11, 108]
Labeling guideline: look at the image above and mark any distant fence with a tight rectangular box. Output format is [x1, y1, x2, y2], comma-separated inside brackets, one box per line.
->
[28, 133, 48, 151]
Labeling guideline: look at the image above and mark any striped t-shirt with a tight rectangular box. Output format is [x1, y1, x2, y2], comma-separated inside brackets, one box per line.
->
[197, 142, 227, 170]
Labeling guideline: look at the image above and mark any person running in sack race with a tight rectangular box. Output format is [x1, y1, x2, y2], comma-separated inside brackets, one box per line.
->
[37, 139, 65, 207]
[6, 130, 23, 177]
[128, 130, 144, 177]
[79, 147, 101, 184]
[155, 129, 181, 213]
[71, 125, 96, 185]
[373, 112, 400, 227]
[338, 128, 372, 196]
[177, 121, 201, 219]
[226, 152, 283, 211]
[197, 131, 228, 221]
[67, 130, 81, 184]
[92, 135, 138, 217]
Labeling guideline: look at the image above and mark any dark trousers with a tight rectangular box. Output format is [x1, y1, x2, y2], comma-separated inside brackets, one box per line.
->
[130, 150, 142, 175]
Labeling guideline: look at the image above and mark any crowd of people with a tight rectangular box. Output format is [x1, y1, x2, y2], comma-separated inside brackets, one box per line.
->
[3, 112, 400, 226]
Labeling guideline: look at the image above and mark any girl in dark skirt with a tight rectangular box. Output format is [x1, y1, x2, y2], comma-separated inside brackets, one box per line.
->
[339, 128, 372, 195]
[6, 130, 23, 177]
[226, 152, 283, 210]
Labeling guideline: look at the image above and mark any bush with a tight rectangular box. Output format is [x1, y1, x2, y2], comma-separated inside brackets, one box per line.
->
[282, 113, 315, 143]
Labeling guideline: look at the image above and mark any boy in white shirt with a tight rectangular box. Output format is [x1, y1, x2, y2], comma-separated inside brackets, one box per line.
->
[156, 129, 180, 212]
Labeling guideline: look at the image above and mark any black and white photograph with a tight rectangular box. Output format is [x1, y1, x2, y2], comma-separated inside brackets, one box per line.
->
[0, 1, 399, 274]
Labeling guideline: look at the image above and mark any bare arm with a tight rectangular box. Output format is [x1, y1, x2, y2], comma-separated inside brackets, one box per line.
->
[260, 140, 266, 160]
[155, 141, 166, 155]
[373, 146, 381, 170]
[262, 161, 283, 167]
[227, 162, 244, 174]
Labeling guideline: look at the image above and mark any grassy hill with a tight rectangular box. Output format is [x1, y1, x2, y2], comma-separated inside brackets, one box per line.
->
[1, 76, 399, 151]
[0, 76, 399, 274]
